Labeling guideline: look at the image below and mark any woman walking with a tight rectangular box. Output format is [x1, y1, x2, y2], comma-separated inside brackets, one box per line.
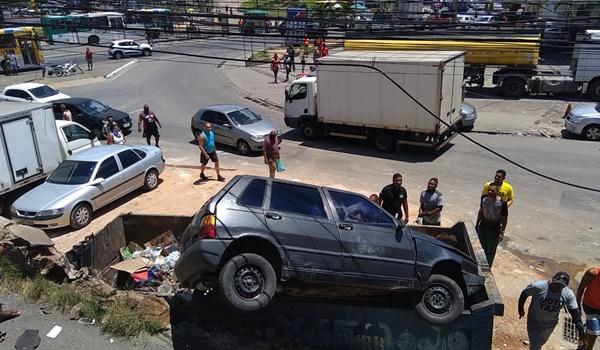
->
[271, 53, 280, 84]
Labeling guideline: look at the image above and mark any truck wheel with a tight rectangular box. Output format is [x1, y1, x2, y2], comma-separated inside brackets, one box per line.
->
[218, 253, 277, 313]
[373, 132, 395, 152]
[88, 35, 100, 45]
[500, 78, 526, 98]
[587, 80, 600, 101]
[582, 124, 600, 141]
[415, 274, 465, 325]
[70, 203, 92, 229]
[301, 122, 320, 140]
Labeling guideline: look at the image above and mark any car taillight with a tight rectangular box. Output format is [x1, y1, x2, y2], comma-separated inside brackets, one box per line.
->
[563, 103, 572, 119]
[198, 214, 216, 239]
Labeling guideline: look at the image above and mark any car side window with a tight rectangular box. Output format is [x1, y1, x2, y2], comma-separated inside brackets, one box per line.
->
[96, 156, 119, 179]
[117, 150, 141, 169]
[215, 113, 229, 126]
[329, 190, 394, 227]
[200, 110, 216, 123]
[289, 84, 307, 100]
[239, 179, 267, 208]
[270, 182, 327, 218]
[62, 125, 90, 142]
[6, 89, 31, 100]
[132, 149, 147, 159]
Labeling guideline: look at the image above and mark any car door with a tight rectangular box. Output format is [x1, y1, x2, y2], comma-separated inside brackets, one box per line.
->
[213, 111, 235, 146]
[91, 156, 122, 208]
[130, 41, 142, 56]
[327, 189, 417, 289]
[68, 105, 93, 130]
[116, 149, 144, 193]
[265, 180, 342, 280]
[60, 124, 94, 155]
[284, 83, 309, 118]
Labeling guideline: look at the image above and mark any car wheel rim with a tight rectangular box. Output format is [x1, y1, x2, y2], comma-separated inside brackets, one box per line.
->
[238, 142, 249, 154]
[146, 172, 158, 188]
[75, 207, 90, 225]
[423, 284, 453, 315]
[585, 127, 600, 140]
[233, 265, 264, 299]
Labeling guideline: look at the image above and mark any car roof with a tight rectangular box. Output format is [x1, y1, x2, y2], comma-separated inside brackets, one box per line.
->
[3, 82, 47, 91]
[112, 39, 138, 43]
[51, 97, 99, 106]
[202, 104, 248, 113]
[69, 145, 133, 162]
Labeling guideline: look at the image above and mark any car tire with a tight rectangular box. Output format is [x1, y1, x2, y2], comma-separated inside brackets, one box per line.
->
[301, 122, 320, 140]
[237, 139, 251, 156]
[415, 274, 465, 325]
[70, 203, 92, 229]
[582, 124, 600, 141]
[143, 169, 159, 191]
[218, 253, 277, 313]
[500, 77, 526, 98]
[88, 35, 100, 45]
[142, 48, 151, 56]
[115, 52, 124, 59]
[373, 132, 396, 152]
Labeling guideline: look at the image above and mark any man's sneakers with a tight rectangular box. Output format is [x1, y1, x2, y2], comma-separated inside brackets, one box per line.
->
[199, 173, 208, 181]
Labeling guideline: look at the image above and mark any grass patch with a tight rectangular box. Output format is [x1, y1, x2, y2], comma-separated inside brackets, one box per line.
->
[250, 50, 270, 61]
[0, 257, 163, 339]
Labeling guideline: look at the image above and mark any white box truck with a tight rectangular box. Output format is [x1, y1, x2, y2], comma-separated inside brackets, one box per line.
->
[284, 50, 465, 150]
[0, 101, 99, 213]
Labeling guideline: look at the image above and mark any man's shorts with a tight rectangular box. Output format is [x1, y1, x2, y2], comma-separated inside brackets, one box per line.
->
[201, 151, 218, 165]
[586, 314, 600, 336]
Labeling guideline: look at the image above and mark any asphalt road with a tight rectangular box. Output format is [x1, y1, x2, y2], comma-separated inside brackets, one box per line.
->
[54, 36, 600, 267]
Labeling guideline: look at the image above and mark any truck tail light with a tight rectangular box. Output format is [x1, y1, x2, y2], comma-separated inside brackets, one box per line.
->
[563, 103, 572, 119]
[198, 214, 216, 239]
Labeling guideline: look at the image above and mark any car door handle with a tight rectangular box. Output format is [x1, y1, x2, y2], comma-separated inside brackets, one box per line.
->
[338, 223, 353, 231]
[265, 212, 282, 220]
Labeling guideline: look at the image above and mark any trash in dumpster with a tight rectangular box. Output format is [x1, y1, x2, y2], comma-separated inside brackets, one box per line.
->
[144, 230, 177, 249]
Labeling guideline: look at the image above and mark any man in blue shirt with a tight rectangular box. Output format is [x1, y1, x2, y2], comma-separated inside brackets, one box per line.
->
[197, 122, 225, 182]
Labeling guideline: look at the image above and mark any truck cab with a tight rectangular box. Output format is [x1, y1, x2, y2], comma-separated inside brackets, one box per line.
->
[55, 120, 101, 159]
[284, 76, 318, 129]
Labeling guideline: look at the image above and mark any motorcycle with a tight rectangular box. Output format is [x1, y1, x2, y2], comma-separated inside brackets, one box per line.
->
[61, 59, 85, 76]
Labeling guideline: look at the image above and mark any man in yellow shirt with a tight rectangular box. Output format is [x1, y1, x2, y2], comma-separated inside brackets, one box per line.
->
[482, 169, 514, 207]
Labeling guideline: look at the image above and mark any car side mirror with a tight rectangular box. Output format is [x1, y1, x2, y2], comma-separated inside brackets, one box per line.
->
[90, 178, 104, 186]
[222, 123, 232, 129]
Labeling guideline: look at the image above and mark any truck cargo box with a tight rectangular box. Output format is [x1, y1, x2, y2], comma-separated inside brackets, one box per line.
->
[316, 51, 465, 135]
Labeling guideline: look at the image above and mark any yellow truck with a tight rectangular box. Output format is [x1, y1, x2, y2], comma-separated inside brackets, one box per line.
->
[345, 33, 600, 100]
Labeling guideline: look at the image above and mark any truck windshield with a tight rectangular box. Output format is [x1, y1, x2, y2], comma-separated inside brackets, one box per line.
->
[29, 85, 59, 98]
[228, 108, 262, 125]
[47, 160, 97, 185]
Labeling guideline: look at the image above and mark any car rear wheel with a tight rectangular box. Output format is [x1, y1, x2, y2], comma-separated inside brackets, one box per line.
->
[142, 48, 151, 56]
[70, 203, 92, 229]
[218, 253, 276, 313]
[143, 169, 159, 191]
[237, 139, 251, 156]
[415, 274, 465, 324]
[582, 124, 600, 141]
[114, 52, 124, 59]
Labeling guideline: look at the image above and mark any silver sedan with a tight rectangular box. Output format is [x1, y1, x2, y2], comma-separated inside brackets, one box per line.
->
[11, 145, 165, 229]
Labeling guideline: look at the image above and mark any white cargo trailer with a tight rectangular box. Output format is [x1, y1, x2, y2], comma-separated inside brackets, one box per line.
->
[284, 50, 466, 150]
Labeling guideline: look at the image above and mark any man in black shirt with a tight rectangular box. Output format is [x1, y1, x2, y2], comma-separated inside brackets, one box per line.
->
[379, 173, 409, 222]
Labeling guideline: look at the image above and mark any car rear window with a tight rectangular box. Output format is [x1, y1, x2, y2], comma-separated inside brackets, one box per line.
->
[238, 179, 266, 208]
[270, 182, 326, 218]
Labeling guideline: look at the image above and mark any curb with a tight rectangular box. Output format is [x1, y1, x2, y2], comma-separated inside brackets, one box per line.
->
[105, 59, 138, 79]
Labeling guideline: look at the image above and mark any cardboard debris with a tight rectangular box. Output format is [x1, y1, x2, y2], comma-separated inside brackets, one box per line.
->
[144, 230, 176, 249]
[110, 258, 151, 273]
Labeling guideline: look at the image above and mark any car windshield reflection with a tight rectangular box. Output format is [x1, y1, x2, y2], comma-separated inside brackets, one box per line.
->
[47, 160, 97, 185]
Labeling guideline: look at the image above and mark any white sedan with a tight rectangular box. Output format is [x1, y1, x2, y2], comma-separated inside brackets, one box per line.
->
[0, 83, 70, 103]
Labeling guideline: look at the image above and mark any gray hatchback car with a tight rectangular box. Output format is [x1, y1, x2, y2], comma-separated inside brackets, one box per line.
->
[191, 105, 278, 155]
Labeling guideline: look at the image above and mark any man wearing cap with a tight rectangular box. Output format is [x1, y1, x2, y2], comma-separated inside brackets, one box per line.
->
[576, 267, 600, 350]
[262, 129, 281, 178]
[518, 272, 586, 350]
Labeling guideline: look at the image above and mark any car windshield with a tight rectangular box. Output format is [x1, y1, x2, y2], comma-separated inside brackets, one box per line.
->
[29, 85, 59, 98]
[476, 16, 491, 22]
[47, 160, 97, 185]
[227, 108, 262, 125]
[79, 99, 110, 115]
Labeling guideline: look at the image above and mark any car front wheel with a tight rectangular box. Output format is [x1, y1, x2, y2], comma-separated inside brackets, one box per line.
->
[218, 253, 277, 313]
[114, 52, 124, 59]
[237, 139, 251, 155]
[415, 274, 465, 324]
[70, 203, 92, 229]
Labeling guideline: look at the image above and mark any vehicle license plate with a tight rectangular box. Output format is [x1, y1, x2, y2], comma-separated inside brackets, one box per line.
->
[122, 122, 131, 128]
[18, 219, 34, 225]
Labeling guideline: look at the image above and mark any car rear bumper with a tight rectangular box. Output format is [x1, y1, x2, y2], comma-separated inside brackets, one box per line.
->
[174, 239, 231, 288]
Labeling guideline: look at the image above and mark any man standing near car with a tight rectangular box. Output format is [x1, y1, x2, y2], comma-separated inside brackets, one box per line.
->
[263, 129, 281, 178]
[519, 272, 586, 350]
[138, 104, 162, 147]
[576, 267, 600, 350]
[482, 169, 514, 207]
[197, 122, 225, 182]
[60, 104, 72, 121]
[476, 184, 507, 267]
[379, 173, 409, 222]
[418, 177, 444, 225]
[102, 116, 116, 144]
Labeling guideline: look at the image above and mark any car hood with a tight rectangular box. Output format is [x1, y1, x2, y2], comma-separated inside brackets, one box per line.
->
[94, 108, 130, 122]
[571, 103, 600, 118]
[238, 119, 277, 137]
[411, 228, 477, 264]
[37, 92, 71, 103]
[13, 182, 83, 212]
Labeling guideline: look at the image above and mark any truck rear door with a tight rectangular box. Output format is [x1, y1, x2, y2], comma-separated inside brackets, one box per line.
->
[439, 56, 463, 133]
[1, 117, 42, 183]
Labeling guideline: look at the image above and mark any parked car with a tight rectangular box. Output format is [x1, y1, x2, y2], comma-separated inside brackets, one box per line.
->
[108, 40, 152, 59]
[52, 97, 132, 138]
[175, 175, 485, 324]
[55, 120, 101, 158]
[457, 14, 475, 23]
[0, 83, 70, 104]
[191, 105, 277, 155]
[459, 102, 477, 131]
[564, 103, 600, 141]
[11, 145, 165, 229]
